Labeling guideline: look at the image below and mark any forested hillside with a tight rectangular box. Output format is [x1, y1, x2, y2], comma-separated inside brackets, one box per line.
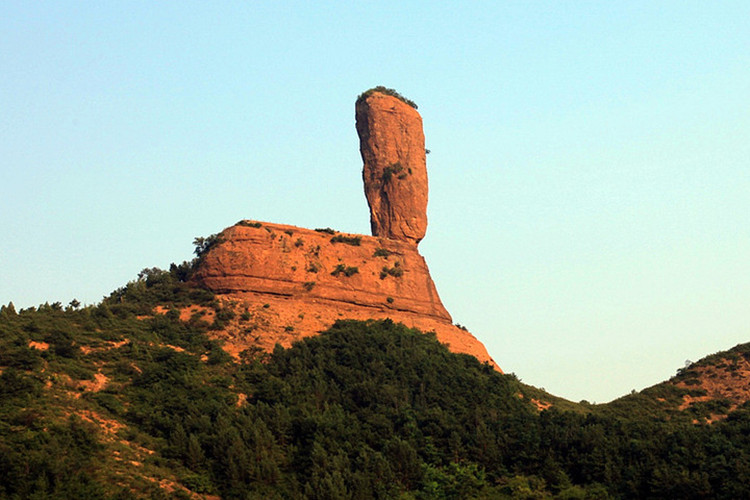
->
[2, 269, 750, 499]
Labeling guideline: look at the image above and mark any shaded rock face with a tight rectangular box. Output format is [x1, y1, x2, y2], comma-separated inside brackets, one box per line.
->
[356, 92, 428, 244]
[192, 221, 498, 368]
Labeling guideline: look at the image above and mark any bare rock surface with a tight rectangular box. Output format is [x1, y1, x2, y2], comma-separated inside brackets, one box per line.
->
[356, 91, 428, 244]
[189, 88, 499, 369]
[192, 221, 498, 368]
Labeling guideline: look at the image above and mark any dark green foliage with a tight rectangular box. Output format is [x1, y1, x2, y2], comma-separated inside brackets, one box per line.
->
[103, 267, 214, 317]
[357, 86, 418, 109]
[235, 220, 262, 228]
[381, 162, 406, 183]
[239, 319, 532, 498]
[5, 268, 750, 499]
[0, 415, 107, 499]
[314, 227, 336, 235]
[373, 248, 392, 258]
[1, 301, 17, 315]
[380, 262, 403, 279]
[330, 234, 362, 246]
[331, 264, 359, 277]
[192, 233, 222, 258]
[372, 247, 393, 258]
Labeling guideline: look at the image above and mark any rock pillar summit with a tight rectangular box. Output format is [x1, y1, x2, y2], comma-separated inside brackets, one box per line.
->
[191, 88, 498, 369]
[356, 88, 428, 244]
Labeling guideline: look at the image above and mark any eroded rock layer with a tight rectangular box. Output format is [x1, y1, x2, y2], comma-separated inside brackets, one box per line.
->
[356, 92, 428, 244]
[192, 221, 497, 367]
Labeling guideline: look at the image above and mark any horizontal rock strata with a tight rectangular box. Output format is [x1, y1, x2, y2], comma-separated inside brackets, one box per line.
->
[192, 221, 497, 368]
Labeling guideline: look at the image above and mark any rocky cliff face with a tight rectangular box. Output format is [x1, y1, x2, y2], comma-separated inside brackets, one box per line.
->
[191, 221, 497, 367]
[190, 88, 498, 369]
[356, 91, 428, 244]
[194, 222, 449, 320]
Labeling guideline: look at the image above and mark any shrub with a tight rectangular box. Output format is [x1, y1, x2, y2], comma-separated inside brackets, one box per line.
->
[236, 220, 262, 228]
[382, 162, 405, 183]
[330, 235, 361, 246]
[380, 262, 403, 279]
[357, 86, 418, 109]
[373, 248, 392, 258]
[315, 228, 336, 235]
[331, 264, 359, 277]
[193, 233, 223, 258]
[303, 282, 316, 291]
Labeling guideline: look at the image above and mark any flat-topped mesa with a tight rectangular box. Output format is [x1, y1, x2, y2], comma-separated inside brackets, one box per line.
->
[356, 88, 428, 245]
[193, 222, 450, 321]
[191, 221, 498, 368]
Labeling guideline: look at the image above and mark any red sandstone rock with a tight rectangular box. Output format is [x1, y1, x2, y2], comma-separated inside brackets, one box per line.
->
[193, 222, 448, 320]
[188, 89, 500, 370]
[356, 91, 428, 244]
[191, 221, 498, 368]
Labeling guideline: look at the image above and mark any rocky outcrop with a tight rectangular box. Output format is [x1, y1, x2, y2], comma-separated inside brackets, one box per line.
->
[192, 221, 498, 368]
[194, 222, 449, 320]
[356, 90, 428, 244]
[190, 88, 499, 369]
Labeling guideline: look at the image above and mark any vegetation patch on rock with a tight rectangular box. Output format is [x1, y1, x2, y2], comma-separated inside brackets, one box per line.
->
[356, 86, 418, 109]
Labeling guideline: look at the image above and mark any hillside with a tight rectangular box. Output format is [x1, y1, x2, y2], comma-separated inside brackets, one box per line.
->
[3, 88, 749, 499]
[166, 88, 500, 370]
[3, 269, 750, 499]
[605, 342, 750, 425]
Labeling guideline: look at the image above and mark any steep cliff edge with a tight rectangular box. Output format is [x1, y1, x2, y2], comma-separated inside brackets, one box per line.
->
[191, 221, 497, 367]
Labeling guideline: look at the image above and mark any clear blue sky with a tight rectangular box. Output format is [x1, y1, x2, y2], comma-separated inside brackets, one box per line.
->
[2, 1, 749, 403]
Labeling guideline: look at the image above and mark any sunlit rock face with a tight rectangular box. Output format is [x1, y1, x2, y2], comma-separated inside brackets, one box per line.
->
[190, 89, 499, 370]
[356, 91, 428, 245]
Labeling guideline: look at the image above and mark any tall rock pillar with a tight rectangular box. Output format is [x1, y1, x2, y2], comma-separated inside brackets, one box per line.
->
[356, 89, 428, 244]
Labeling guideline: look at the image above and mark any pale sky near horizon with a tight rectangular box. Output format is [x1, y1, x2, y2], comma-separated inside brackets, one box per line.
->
[2, 2, 749, 403]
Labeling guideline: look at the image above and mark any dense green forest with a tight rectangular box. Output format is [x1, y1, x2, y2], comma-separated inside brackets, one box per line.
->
[2, 267, 750, 499]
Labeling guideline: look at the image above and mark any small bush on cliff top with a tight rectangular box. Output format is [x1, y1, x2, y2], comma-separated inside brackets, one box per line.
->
[330, 234, 361, 246]
[236, 220, 262, 228]
[357, 86, 418, 109]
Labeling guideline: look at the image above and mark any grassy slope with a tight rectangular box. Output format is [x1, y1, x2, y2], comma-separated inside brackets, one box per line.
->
[605, 342, 750, 423]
